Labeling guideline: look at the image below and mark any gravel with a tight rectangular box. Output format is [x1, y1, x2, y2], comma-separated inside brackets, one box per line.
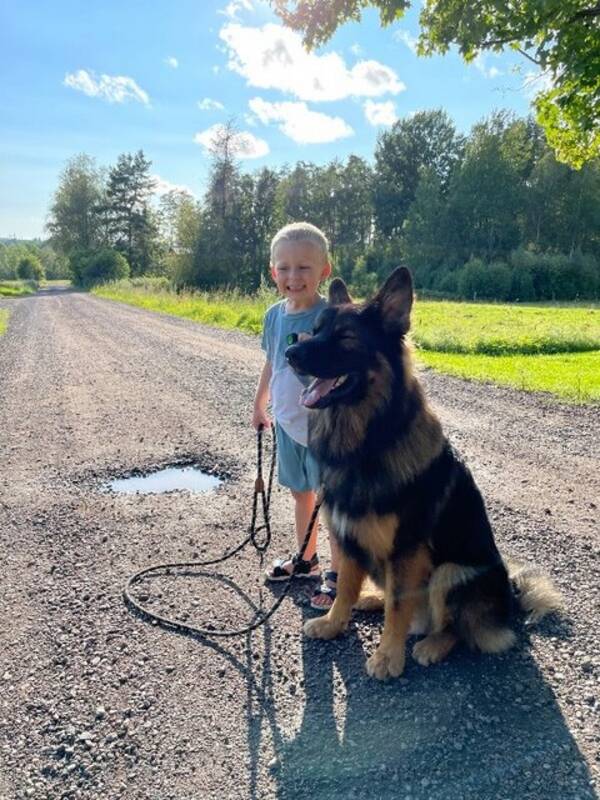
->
[0, 287, 597, 800]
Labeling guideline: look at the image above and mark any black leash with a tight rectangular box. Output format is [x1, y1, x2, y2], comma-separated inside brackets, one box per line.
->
[123, 425, 322, 638]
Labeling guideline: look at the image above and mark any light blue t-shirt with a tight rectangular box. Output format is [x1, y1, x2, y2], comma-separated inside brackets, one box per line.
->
[261, 297, 327, 446]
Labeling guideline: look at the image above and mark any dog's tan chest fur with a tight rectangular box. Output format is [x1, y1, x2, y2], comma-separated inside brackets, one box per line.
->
[326, 506, 398, 562]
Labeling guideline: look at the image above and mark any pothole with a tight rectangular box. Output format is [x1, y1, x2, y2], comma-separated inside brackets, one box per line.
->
[102, 465, 223, 495]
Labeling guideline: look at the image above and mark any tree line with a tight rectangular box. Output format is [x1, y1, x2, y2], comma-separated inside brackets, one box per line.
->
[44, 109, 600, 301]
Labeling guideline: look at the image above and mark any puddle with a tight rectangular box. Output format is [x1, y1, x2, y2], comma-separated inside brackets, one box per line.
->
[103, 465, 222, 495]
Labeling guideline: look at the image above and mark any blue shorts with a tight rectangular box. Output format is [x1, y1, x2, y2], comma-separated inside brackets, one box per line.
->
[275, 422, 321, 492]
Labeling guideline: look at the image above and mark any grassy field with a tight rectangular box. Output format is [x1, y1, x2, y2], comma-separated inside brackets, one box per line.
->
[0, 309, 9, 336]
[93, 281, 600, 404]
[0, 280, 36, 298]
[94, 281, 270, 335]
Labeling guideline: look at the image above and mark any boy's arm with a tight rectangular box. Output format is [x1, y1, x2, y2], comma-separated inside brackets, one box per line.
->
[252, 359, 272, 430]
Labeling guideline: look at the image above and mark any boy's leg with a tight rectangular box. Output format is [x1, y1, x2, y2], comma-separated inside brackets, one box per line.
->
[310, 525, 341, 609]
[291, 489, 319, 561]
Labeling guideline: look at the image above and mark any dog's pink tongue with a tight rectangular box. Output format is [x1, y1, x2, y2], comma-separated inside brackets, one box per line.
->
[301, 377, 336, 408]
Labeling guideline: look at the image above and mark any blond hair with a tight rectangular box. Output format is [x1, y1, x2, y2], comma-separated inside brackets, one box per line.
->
[270, 222, 330, 264]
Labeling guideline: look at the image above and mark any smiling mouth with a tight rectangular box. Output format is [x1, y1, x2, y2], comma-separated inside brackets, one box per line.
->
[301, 374, 353, 408]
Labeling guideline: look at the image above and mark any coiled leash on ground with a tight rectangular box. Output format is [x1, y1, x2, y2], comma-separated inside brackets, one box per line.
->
[123, 425, 322, 638]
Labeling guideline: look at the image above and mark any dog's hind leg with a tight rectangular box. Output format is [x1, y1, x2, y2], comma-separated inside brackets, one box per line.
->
[353, 578, 384, 611]
[413, 630, 458, 666]
[304, 552, 365, 640]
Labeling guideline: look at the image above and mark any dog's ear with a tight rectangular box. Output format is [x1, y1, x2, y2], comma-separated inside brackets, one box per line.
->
[373, 266, 413, 334]
[329, 277, 352, 306]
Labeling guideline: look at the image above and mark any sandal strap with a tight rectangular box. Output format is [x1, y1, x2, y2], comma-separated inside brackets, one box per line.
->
[291, 553, 319, 575]
[312, 584, 337, 598]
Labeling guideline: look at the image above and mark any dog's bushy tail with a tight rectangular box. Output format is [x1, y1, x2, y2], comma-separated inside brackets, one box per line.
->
[506, 558, 563, 623]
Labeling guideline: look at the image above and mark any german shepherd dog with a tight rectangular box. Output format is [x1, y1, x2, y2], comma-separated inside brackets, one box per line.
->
[285, 267, 562, 680]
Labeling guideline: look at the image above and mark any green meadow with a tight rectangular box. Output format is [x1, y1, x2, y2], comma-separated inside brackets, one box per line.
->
[0, 281, 36, 298]
[93, 281, 600, 404]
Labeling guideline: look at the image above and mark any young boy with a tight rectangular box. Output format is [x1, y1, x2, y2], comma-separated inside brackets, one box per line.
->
[252, 222, 339, 611]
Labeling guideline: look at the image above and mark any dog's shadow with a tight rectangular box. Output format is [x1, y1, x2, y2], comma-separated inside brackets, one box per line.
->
[272, 610, 593, 800]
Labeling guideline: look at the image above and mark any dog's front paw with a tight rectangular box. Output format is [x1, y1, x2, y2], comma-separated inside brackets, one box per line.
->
[304, 614, 346, 640]
[366, 644, 405, 680]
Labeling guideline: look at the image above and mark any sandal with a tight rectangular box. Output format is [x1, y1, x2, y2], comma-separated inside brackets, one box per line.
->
[310, 571, 338, 611]
[265, 553, 321, 582]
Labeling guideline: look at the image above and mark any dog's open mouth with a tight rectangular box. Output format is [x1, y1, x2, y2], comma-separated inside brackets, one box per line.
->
[301, 374, 356, 408]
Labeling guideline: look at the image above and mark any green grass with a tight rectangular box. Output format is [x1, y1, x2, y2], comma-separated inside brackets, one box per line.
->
[0, 309, 9, 336]
[417, 349, 600, 404]
[0, 280, 36, 297]
[93, 281, 275, 336]
[93, 280, 600, 404]
[413, 300, 600, 355]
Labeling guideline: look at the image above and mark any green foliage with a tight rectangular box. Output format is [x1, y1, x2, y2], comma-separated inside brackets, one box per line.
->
[16, 254, 44, 282]
[76, 249, 130, 287]
[93, 281, 276, 335]
[101, 150, 159, 275]
[274, 0, 600, 166]
[374, 110, 463, 237]
[349, 257, 379, 297]
[47, 154, 104, 256]
[46, 109, 599, 302]
[0, 281, 36, 298]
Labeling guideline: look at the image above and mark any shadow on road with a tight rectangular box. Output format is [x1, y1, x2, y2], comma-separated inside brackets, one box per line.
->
[270, 611, 594, 800]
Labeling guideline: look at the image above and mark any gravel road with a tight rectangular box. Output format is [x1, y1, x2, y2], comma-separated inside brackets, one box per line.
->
[0, 287, 598, 800]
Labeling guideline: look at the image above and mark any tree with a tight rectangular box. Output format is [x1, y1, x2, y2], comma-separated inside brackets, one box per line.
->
[373, 110, 463, 238]
[102, 150, 158, 275]
[526, 153, 600, 256]
[402, 166, 447, 286]
[274, 0, 600, 166]
[16, 254, 44, 282]
[445, 113, 525, 261]
[47, 154, 104, 256]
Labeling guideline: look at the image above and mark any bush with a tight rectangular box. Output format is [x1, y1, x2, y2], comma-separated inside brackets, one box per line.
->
[16, 255, 44, 282]
[70, 249, 130, 287]
[457, 258, 488, 300]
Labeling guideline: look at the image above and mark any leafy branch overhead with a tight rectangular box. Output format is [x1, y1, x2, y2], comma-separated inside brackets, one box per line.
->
[273, 0, 600, 167]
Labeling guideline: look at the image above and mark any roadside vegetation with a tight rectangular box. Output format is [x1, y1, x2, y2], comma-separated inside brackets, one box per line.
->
[0, 280, 37, 298]
[93, 280, 600, 403]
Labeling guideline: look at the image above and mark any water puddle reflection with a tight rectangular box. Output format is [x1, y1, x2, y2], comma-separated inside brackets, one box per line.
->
[103, 466, 222, 495]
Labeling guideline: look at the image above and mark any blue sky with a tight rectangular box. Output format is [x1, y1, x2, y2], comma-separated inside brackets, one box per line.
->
[1, 0, 544, 239]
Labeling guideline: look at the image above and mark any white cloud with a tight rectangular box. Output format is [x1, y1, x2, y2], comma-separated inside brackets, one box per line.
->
[393, 29, 419, 54]
[220, 23, 405, 102]
[472, 53, 502, 79]
[194, 124, 269, 159]
[198, 97, 225, 111]
[64, 69, 149, 104]
[152, 175, 195, 197]
[249, 97, 353, 144]
[363, 100, 397, 127]
[164, 56, 179, 69]
[350, 43, 363, 56]
[219, 0, 253, 19]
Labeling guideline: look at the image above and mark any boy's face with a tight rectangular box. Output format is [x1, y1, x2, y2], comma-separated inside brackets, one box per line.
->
[270, 241, 331, 306]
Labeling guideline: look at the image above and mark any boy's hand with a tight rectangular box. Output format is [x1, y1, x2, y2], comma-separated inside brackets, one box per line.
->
[252, 406, 272, 431]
